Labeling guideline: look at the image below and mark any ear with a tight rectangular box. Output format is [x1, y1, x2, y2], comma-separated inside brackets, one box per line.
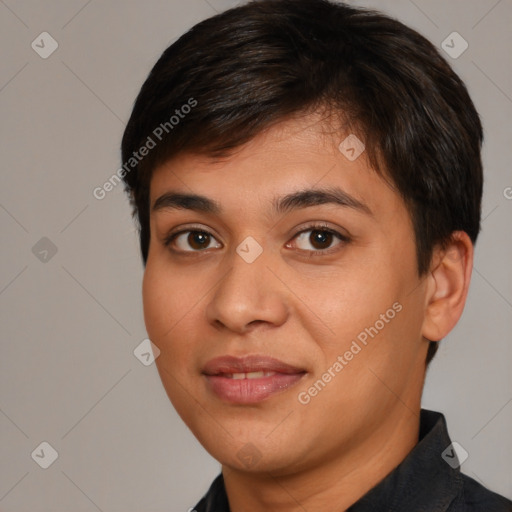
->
[421, 231, 474, 342]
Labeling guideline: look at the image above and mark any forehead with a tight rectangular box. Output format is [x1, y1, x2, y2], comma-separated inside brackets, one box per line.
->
[149, 114, 401, 220]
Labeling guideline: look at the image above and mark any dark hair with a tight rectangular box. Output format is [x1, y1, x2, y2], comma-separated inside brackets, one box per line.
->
[121, 0, 483, 365]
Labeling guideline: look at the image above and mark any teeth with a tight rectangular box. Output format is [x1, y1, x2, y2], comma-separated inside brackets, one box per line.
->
[225, 371, 276, 379]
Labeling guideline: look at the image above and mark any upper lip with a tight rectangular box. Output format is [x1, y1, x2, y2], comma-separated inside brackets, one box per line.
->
[202, 355, 306, 376]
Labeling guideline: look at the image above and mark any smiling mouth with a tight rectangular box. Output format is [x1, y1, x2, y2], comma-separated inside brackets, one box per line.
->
[202, 355, 307, 404]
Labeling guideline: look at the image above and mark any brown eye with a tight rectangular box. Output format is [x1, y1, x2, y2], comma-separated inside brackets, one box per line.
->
[165, 230, 221, 252]
[293, 228, 345, 252]
[309, 230, 334, 250]
[187, 232, 211, 250]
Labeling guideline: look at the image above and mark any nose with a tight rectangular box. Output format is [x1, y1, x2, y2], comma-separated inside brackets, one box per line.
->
[204, 245, 289, 334]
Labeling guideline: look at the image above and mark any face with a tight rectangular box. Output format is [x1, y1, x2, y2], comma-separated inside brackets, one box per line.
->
[143, 114, 431, 475]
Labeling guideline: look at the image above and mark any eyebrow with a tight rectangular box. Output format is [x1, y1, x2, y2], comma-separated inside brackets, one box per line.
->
[152, 186, 372, 217]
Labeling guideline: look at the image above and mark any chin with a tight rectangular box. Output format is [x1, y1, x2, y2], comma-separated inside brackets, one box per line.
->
[197, 430, 305, 475]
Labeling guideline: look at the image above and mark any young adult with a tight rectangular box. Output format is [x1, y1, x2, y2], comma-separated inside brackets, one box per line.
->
[120, 1, 512, 509]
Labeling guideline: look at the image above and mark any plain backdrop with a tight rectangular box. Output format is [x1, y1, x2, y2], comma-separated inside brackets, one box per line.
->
[1, 0, 511, 510]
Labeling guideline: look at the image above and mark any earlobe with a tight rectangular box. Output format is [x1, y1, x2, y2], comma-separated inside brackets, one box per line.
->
[421, 231, 474, 342]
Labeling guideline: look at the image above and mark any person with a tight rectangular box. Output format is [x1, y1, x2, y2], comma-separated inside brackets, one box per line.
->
[120, 0, 512, 510]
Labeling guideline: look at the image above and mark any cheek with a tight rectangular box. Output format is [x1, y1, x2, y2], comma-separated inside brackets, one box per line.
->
[142, 265, 168, 338]
[142, 262, 209, 373]
[307, 258, 422, 376]
[142, 264, 190, 343]
[309, 269, 397, 344]
[142, 265, 212, 432]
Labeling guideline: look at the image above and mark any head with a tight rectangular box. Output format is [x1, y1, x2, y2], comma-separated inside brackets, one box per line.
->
[121, 0, 482, 474]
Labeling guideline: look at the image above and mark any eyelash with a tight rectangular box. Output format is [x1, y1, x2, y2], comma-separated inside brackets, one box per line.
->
[163, 222, 350, 258]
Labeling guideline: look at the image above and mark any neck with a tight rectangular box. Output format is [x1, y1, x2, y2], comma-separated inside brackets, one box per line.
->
[223, 406, 421, 512]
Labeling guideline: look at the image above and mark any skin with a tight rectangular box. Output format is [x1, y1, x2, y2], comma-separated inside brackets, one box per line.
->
[143, 113, 473, 511]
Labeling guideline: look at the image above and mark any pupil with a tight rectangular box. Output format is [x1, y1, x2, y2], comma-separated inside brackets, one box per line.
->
[311, 230, 332, 249]
[189, 232, 209, 249]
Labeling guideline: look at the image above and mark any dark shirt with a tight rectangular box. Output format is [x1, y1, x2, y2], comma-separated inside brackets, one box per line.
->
[192, 409, 512, 511]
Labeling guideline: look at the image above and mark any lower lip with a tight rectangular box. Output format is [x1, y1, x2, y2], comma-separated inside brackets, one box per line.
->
[204, 373, 306, 404]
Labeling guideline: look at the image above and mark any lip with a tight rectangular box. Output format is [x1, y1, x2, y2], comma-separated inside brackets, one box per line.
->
[203, 355, 306, 375]
[202, 355, 307, 404]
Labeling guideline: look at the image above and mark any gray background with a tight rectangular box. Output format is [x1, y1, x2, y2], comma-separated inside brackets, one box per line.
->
[0, 0, 511, 510]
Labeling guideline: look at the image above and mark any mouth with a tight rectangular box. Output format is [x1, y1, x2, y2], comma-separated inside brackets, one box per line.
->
[202, 355, 307, 404]
[220, 371, 279, 379]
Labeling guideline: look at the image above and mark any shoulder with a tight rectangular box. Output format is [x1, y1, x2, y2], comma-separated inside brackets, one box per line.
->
[449, 473, 512, 511]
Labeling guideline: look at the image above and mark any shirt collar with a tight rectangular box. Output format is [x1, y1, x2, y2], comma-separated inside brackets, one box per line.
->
[346, 409, 462, 511]
[194, 409, 462, 512]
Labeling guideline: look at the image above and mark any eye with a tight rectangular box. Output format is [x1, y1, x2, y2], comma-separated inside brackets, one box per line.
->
[164, 229, 222, 252]
[287, 223, 349, 256]
[163, 223, 350, 256]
